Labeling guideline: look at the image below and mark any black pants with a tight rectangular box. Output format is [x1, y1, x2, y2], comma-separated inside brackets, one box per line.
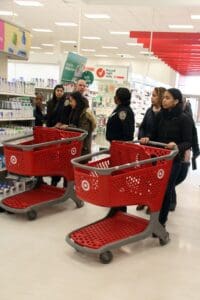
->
[159, 161, 182, 225]
[171, 162, 190, 206]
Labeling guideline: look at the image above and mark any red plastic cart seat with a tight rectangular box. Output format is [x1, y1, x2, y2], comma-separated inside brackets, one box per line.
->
[2, 185, 65, 209]
[70, 212, 149, 249]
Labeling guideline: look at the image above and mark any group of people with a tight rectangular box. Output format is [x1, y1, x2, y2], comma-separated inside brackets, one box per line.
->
[34, 80, 199, 234]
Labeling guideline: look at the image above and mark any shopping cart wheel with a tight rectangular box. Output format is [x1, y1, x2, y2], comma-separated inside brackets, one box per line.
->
[0, 207, 6, 213]
[27, 210, 37, 221]
[159, 232, 170, 246]
[76, 200, 84, 208]
[99, 251, 113, 264]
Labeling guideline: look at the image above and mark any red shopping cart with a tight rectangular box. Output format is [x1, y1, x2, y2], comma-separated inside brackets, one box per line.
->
[0, 126, 87, 220]
[66, 140, 178, 263]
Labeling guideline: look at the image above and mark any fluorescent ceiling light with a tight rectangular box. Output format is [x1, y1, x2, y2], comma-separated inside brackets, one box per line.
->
[168, 24, 194, 29]
[117, 54, 135, 58]
[95, 54, 108, 57]
[127, 42, 143, 46]
[30, 46, 42, 49]
[0, 11, 17, 16]
[55, 22, 77, 27]
[191, 15, 200, 20]
[82, 36, 101, 40]
[149, 56, 158, 60]
[110, 31, 129, 35]
[32, 28, 53, 32]
[85, 14, 110, 19]
[81, 49, 96, 52]
[44, 52, 54, 55]
[42, 43, 54, 47]
[60, 40, 77, 44]
[14, 0, 43, 6]
[102, 46, 118, 49]
[140, 51, 153, 55]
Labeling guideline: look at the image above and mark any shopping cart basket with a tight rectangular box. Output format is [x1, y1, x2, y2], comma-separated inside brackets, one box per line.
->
[0, 126, 87, 220]
[66, 140, 178, 263]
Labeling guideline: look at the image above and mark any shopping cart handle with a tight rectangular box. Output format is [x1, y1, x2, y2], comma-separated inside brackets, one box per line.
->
[135, 140, 178, 150]
[72, 141, 179, 175]
[3, 128, 87, 151]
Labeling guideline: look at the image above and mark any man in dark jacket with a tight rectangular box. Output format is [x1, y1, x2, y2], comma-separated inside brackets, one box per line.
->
[106, 88, 135, 142]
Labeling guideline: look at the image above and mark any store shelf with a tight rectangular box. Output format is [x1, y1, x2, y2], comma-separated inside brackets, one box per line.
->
[0, 91, 35, 98]
[0, 168, 6, 172]
[0, 118, 35, 122]
[35, 87, 54, 91]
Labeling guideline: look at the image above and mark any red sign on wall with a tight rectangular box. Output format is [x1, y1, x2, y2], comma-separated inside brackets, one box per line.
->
[96, 67, 106, 78]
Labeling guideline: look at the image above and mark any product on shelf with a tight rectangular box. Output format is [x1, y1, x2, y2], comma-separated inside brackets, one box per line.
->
[32, 78, 57, 88]
[0, 77, 35, 95]
[0, 98, 33, 120]
[0, 126, 33, 143]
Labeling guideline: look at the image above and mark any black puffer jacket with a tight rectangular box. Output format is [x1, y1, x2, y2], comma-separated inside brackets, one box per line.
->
[138, 107, 159, 139]
[106, 104, 135, 142]
[151, 105, 193, 161]
[46, 96, 66, 127]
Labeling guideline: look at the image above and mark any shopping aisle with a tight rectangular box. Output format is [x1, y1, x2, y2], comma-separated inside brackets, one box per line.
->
[0, 156, 199, 300]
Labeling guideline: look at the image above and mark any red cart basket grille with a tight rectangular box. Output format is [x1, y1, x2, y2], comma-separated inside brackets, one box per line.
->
[73, 142, 173, 212]
[4, 127, 84, 180]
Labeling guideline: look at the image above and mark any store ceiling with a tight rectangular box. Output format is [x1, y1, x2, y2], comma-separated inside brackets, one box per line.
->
[0, 0, 200, 75]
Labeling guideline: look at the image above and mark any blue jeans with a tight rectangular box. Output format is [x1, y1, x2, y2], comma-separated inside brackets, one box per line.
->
[159, 161, 182, 225]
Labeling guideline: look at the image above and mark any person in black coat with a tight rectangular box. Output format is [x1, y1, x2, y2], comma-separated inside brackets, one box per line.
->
[46, 84, 66, 128]
[106, 87, 135, 216]
[106, 87, 135, 142]
[140, 88, 193, 231]
[34, 94, 46, 126]
[137, 87, 166, 212]
[46, 84, 67, 186]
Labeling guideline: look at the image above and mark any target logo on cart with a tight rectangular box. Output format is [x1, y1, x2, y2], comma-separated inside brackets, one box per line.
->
[71, 147, 77, 156]
[10, 155, 17, 165]
[81, 180, 90, 191]
[157, 169, 165, 179]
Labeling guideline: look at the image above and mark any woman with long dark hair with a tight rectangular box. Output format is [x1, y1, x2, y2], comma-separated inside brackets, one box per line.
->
[61, 91, 96, 155]
[141, 88, 193, 237]
[46, 84, 66, 128]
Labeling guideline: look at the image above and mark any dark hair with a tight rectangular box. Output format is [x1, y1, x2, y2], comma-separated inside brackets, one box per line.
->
[115, 88, 131, 106]
[154, 87, 166, 105]
[167, 88, 183, 103]
[69, 92, 88, 126]
[52, 84, 64, 101]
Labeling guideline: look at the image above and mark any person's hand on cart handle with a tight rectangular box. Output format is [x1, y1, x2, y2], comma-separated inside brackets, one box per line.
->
[60, 124, 68, 130]
[165, 142, 177, 150]
[140, 137, 150, 144]
[54, 122, 62, 128]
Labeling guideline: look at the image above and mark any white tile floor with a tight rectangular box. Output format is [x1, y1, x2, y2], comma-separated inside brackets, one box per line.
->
[0, 140, 200, 300]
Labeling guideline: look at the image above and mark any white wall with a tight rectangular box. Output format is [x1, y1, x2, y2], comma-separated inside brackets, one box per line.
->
[178, 75, 200, 95]
[7, 54, 177, 87]
[7, 61, 60, 82]
[87, 57, 177, 87]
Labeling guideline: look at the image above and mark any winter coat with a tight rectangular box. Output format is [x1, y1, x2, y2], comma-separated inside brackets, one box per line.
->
[46, 96, 66, 127]
[151, 105, 193, 161]
[106, 104, 135, 142]
[138, 107, 159, 139]
[69, 108, 96, 155]
[34, 106, 45, 126]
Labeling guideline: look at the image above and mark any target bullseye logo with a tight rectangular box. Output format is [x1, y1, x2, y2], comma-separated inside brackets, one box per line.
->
[81, 180, 90, 191]
[157, 169, 165, 179]
[71, 147, 77, 156]
[10, 155, 17, 165]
